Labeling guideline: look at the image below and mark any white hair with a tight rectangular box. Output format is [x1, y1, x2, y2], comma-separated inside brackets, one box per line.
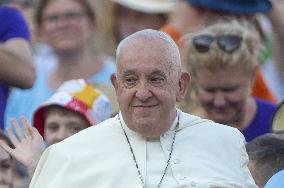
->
[115, 29, 181, 71]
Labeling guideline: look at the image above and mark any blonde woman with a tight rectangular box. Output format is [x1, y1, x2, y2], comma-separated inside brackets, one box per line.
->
[183, 19, 277, 142]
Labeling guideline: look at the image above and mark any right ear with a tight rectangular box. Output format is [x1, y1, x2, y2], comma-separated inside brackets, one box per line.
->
[111, 73, 118, 90]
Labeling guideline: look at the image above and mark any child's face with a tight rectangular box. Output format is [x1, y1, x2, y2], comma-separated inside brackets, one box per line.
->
[44, 108, 90, 145]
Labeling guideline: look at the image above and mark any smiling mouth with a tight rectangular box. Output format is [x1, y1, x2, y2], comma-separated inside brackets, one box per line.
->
[132, 104, 158, 108]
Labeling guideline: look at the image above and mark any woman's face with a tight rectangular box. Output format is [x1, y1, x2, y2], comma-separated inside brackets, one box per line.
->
[195, 67, 254, 125]
[39, 0, 94, 54]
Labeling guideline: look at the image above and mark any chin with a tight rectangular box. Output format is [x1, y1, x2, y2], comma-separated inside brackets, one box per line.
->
[208, 112, 229, 123]
[212, 115, 235, 125]
[134, 117, 155, 126]
[213, 119, 229, 125]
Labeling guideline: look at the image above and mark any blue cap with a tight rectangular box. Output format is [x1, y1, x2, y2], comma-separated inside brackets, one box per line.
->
[186, 0, 272, 15]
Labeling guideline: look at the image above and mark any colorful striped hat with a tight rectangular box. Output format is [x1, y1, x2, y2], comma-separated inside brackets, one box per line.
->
[33, 79, 112, 136]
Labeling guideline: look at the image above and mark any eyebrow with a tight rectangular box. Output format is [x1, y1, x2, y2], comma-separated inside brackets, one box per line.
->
[122, 69, 167, 76]
[45, 122, 59, 127]
[122, 70, 136, 76]
[150, 70, 167, 77]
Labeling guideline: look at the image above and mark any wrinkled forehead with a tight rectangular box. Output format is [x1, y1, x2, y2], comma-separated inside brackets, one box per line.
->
[119, 63, 174, 79]
[117, 37, 180, 71]
[119, 52, 177, 79]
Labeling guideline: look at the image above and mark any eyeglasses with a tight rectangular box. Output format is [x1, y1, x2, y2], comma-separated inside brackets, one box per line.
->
[192, 34, 243, 53]
[43, 11, 86, 24]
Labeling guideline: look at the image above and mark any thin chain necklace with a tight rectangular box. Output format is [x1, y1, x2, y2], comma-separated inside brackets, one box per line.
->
[118, 115, 179, 188]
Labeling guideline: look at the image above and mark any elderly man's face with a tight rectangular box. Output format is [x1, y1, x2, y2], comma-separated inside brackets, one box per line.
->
[112, 37, 189, 138]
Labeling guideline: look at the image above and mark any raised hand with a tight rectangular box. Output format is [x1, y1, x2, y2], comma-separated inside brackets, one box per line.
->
[0, 116, 45, 176]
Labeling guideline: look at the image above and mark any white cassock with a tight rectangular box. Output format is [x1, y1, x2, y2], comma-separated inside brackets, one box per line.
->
[30, 109, 258, 188]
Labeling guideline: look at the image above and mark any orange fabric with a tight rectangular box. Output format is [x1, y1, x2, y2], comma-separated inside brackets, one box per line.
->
[161, 24, 279, 104]
[160, 24, 181, 42]
[252, 69, 278, 104]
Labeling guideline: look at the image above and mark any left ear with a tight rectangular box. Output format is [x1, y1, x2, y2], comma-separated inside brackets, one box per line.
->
[176, 72, 191, 102]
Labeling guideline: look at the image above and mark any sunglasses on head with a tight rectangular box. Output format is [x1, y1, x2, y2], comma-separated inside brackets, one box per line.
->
[192, 34, 243, 53]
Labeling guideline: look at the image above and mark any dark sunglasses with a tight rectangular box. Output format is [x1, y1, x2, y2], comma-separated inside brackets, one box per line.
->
[192, 34, 243, 53]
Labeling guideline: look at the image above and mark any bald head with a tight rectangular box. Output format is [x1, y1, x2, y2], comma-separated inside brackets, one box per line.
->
[116, 29, 181, 74]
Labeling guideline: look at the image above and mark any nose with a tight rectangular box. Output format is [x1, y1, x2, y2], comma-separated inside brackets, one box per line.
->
[55, 18, 71, 28]
[213, 91, 226, 107]
[54, 127, 70, 143]
[135, 82, 152, 102]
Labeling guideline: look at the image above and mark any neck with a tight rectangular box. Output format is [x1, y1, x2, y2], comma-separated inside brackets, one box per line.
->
[232, 97, 257, 130]
[49, 51, 103, 90]
[146, 137, 160, 141]
[121, 110, 178, 139]
[118, 113, 179, 188]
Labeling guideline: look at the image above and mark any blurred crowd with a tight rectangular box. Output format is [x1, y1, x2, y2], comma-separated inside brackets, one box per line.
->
[0, 0, 284, 187]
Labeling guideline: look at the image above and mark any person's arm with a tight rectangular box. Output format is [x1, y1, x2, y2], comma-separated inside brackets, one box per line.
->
[267, 1, 284, 82]
[0, 38, 35, 88]
[0, 116, 45, 177]
[0, 7, 35, 89]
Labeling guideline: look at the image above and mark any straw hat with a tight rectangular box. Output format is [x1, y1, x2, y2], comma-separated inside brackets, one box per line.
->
[272, 102, 284, 133]
[112, 0, 175, 14]
[33, 79, 112, 136]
